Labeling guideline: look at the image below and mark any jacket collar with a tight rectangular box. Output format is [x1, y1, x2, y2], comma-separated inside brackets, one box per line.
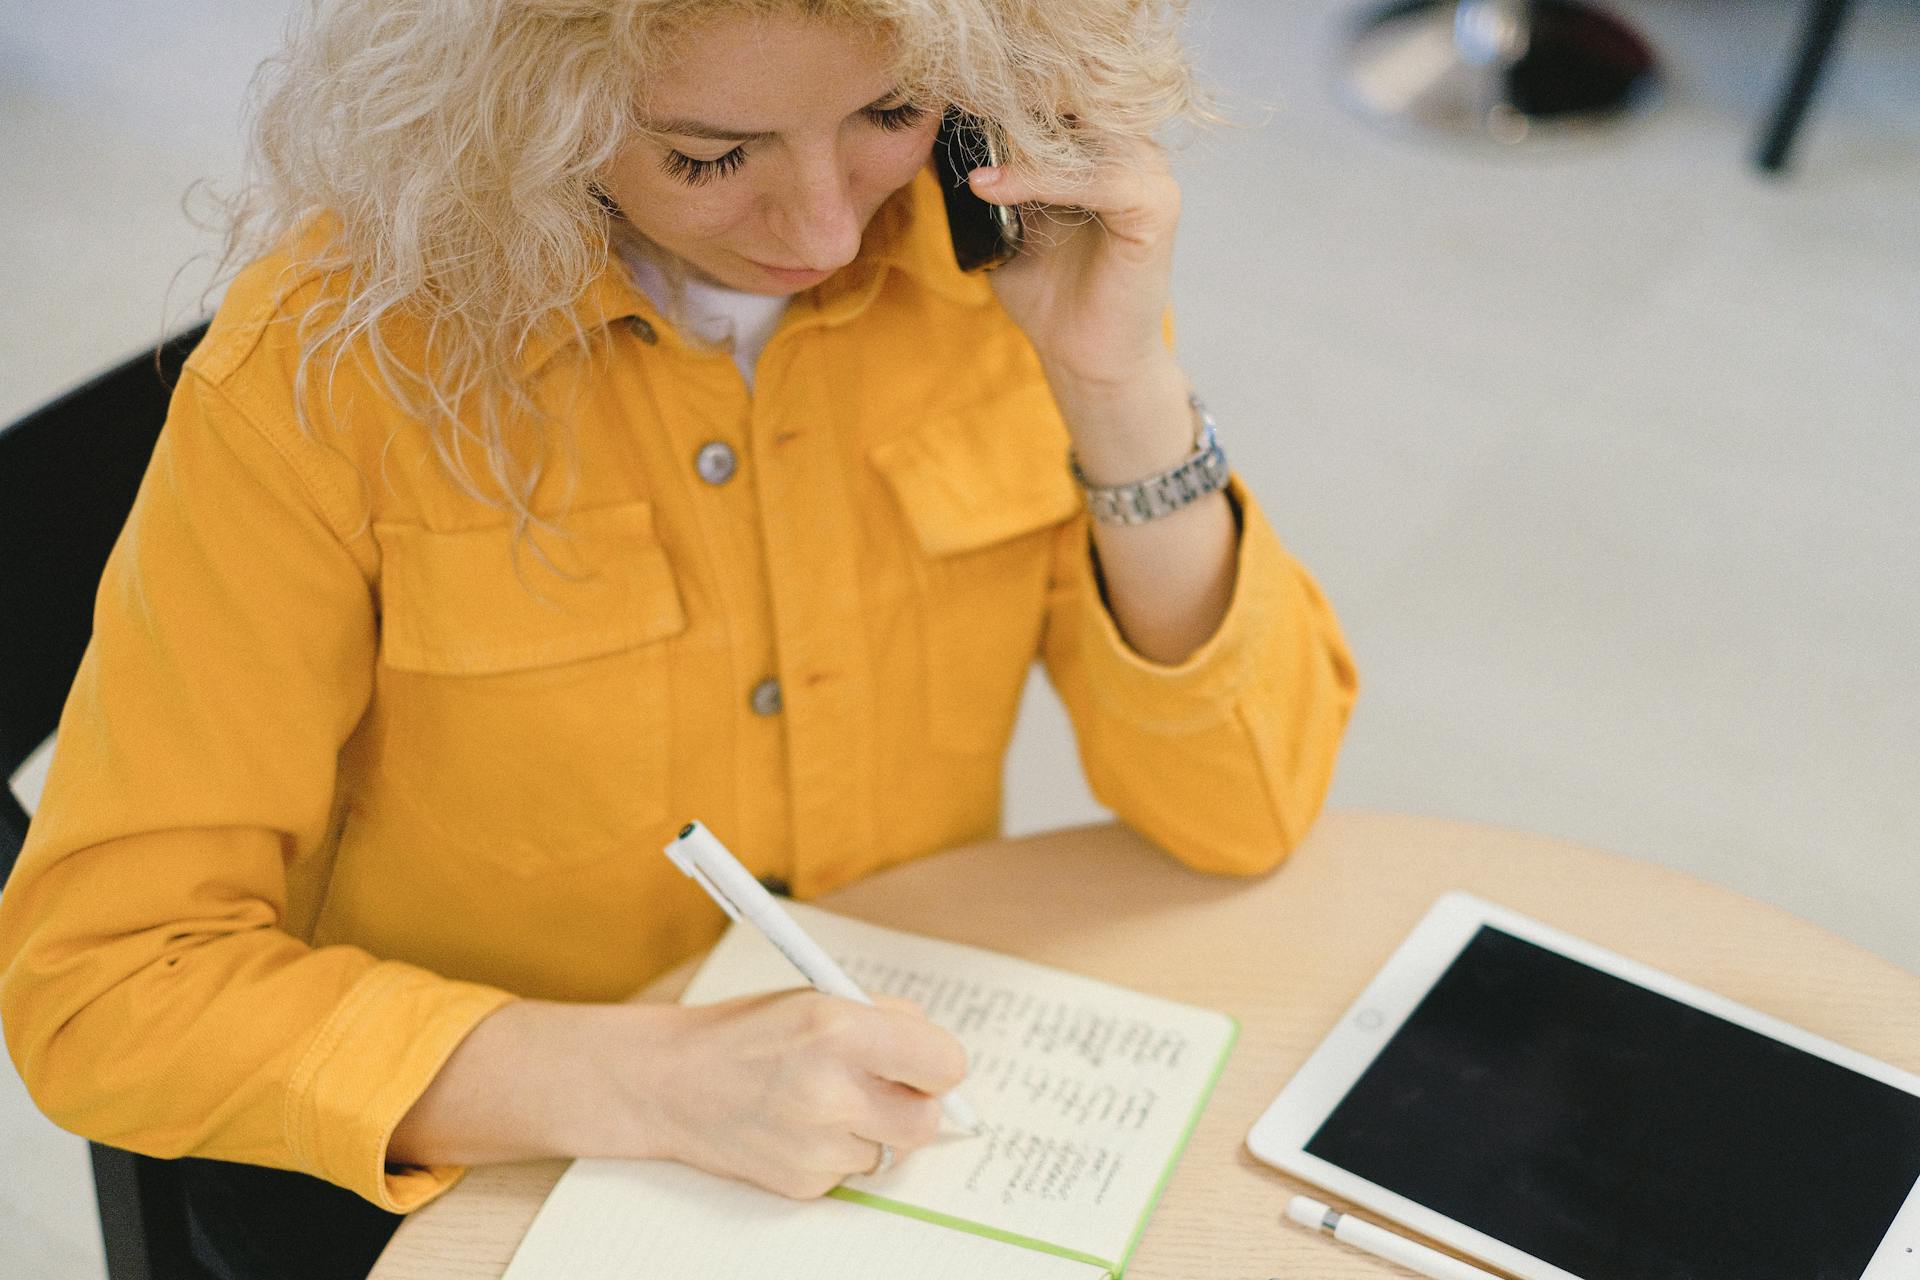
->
[519, 162, 992, 375]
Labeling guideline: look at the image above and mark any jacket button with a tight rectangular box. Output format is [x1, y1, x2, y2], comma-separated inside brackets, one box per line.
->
[695, 441, 737, 485]
[627, 316, 658, 344]
[749, 677, 782, 717]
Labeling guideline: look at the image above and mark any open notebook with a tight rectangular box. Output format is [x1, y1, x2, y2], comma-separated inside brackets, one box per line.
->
[500, 903, 1236, 1279]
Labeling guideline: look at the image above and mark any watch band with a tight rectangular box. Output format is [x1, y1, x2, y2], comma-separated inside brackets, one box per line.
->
[1069, 393, 1230, 526]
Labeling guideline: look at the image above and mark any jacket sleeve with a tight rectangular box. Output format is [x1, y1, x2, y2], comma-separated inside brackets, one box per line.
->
[1039, 477, 1359, 875]
[0, 367, 514, 1211]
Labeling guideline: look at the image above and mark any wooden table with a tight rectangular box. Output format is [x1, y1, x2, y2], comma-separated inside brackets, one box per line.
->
[371, 811, 1920, 1278]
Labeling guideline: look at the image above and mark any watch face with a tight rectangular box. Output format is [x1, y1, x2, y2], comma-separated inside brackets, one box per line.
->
[1071, 392, 1227, 524]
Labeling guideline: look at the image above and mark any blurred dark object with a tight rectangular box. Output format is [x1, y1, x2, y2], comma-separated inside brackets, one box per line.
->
[1756, 0, 1855, 172]
[1341, 0, 1660, 144]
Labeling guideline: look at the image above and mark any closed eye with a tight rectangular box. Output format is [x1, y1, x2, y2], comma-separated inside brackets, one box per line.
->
[659, 146, 748, 187]
[658, 102, 930, 187]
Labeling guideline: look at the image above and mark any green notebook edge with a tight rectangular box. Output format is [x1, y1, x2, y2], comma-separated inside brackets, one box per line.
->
[826, 1187, 1117, 1273]
[825, 1008, 1242, 1278]
[1113, 1009, 1239, 1275]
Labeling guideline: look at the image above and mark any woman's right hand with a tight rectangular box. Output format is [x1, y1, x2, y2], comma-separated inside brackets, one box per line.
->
[390, 992, 970, 1200]
[627, 991, 970, 1198]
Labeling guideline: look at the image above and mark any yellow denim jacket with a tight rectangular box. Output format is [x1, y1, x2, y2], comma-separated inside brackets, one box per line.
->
[0, 165, 1356, 1211]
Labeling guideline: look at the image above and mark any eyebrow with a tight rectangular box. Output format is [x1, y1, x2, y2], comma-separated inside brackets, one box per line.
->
[645, 89, 911, 143]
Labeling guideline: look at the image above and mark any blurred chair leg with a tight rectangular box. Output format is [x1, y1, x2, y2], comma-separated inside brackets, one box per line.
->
[90, 1143, 155, 1280]
[1342, 0, 1659, 144]
[90, 1145, 198, 1280]
[1755, 0, 1854, 173]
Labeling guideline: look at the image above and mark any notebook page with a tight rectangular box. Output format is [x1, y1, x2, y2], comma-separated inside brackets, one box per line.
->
[679, 902, 1235, 1269]
[501, 1159, 1107, 1280]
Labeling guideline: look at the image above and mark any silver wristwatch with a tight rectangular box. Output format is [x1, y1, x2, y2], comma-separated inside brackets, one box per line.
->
[1069, 392, 1230, 526]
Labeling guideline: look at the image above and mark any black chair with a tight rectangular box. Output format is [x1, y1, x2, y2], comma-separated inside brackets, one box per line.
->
[1, 321, 209, 1279]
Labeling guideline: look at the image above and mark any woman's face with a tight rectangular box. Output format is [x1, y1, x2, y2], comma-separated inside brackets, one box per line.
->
[603, 12, 943, 295]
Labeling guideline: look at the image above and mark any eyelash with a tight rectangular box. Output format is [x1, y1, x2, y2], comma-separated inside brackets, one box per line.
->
[659, 102, 929, 187]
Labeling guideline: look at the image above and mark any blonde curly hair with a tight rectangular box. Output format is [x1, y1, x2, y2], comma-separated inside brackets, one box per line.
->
[213, 0, 1220, 537]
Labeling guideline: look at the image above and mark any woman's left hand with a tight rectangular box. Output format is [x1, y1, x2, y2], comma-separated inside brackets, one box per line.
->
[965, 127, 1181, 387]
[963, 124, 1237, 670]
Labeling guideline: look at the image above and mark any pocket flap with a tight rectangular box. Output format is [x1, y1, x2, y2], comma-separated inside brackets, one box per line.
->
[374, 500, 687, 674]
[870, 381, 1081, 556]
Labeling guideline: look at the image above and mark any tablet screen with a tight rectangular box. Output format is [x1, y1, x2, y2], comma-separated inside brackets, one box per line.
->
[1304, 925, 1920, 1280]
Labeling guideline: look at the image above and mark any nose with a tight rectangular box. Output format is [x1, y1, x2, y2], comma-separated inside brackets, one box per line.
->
[766, 147, 862, 272]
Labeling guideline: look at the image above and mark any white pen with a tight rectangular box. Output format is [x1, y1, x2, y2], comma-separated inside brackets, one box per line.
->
[664, 820, 984, 1135]
[1285, 1195, 1501, 1280]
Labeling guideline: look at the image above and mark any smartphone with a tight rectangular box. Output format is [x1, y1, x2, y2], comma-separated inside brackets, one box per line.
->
[933, 108, 1022, 272]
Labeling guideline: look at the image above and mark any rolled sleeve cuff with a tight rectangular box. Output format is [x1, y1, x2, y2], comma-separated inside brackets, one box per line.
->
[1077, 476, 1286, 732]
[284, 960, 516, 1212]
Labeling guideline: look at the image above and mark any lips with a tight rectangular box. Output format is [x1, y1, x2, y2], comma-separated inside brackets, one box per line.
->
[746, 256, 833, 280]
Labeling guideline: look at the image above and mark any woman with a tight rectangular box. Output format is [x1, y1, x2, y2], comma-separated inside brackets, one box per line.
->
[0, 0, 1356, 1275]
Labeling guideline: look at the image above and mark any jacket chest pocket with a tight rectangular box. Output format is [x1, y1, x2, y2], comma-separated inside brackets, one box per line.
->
[871, 383, 1081, 755]
[371, 501, 687, 877]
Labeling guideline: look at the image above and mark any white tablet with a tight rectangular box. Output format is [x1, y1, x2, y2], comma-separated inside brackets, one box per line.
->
[1247, 891, 1920, 1280]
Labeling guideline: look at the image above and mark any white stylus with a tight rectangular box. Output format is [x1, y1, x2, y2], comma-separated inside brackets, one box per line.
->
[1286, 1195, 1501, 1280]
[664, 820, 984, 1135]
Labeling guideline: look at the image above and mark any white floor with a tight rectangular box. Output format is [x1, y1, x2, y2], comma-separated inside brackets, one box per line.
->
[4, 1, 1917, 1275]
